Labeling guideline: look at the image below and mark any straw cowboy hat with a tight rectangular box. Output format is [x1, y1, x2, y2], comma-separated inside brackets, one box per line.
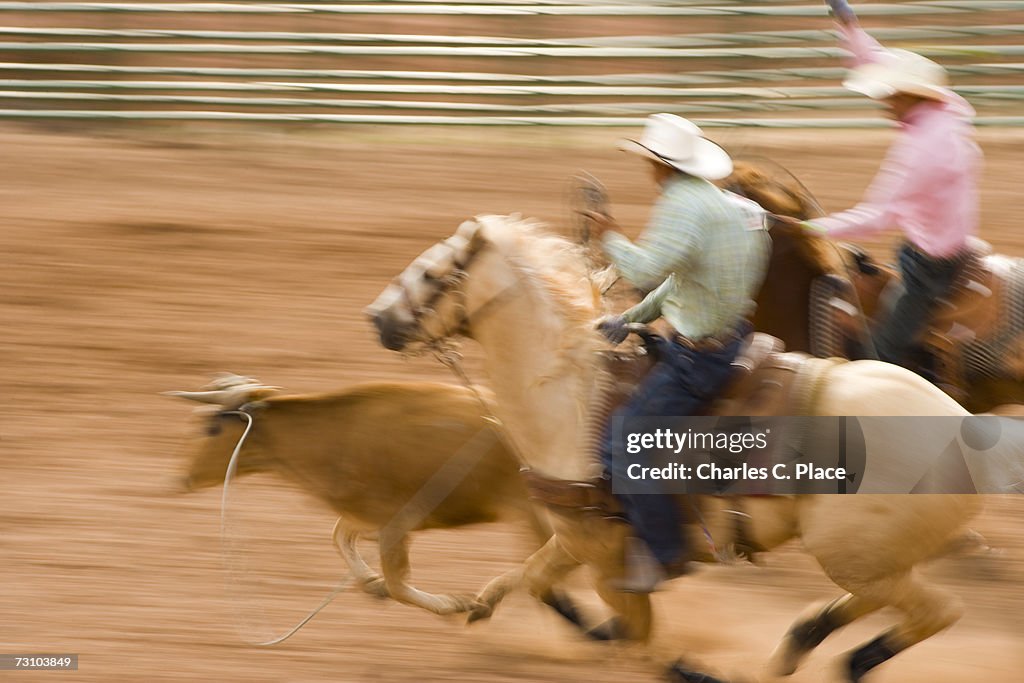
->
[619, 113, 733, 180]
[843, 49, 955, 102]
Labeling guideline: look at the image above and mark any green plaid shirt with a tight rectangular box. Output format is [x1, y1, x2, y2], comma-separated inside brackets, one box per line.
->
[602, 174, 771, 340]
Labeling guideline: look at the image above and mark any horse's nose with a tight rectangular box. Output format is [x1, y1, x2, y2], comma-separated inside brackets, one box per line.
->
[364, 305, 379, 329]
[366, 307, 408, 351]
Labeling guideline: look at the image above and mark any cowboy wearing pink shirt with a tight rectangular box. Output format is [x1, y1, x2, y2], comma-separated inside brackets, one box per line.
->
[806, 0, 982, 371]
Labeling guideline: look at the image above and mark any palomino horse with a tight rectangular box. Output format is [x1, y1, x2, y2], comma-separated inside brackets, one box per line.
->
[367, 215, 990, 683]
[722, 160, 1024, 413]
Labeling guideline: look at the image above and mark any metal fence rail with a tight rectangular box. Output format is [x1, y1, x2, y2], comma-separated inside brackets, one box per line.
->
[5, 80, 1024, 99]
[3, 24, 1024, 45]
[0, 2, 1022, 15]
[3, 108, 1023, 126]
[4, 61, 1023, 84]
[7, 42, 1024, 59]
[0, 0, 1021, 127]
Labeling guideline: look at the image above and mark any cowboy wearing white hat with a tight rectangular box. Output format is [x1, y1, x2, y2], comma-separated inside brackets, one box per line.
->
[844, 48, 955, 104]
[583, 113, 771, 592]
[801, 0, 982, 372]
[616, 113, 735, 181]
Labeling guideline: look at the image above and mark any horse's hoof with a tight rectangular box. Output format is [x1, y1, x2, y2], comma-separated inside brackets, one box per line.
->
[466, 601, 494, 625]
[844, 635, 898, 683]
[665, 660, 728, 683]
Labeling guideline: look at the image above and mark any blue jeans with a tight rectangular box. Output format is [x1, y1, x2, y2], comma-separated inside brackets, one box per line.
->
[599, 322, 751, 566]
[874, 244, 968, 369]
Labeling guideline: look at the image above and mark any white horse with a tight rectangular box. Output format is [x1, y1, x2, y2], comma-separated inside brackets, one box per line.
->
[367, 214, 992, 682]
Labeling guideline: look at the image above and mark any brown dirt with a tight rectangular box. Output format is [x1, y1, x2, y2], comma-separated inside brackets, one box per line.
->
[1, 123, 1022, 682]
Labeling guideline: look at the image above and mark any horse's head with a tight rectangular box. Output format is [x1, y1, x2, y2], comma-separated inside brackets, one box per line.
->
[370, 215, 605, 483]
[367, 214, 599, 356]
[366, 219, 488, 352]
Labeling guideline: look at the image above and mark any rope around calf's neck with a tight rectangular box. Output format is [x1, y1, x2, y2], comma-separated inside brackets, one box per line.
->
[219, 408, 353, 646]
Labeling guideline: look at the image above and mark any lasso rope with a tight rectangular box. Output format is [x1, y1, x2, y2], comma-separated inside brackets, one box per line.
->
[219, 408, 353, 646]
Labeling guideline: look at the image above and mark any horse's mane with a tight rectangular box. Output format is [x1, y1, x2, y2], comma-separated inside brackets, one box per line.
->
[723, 160, 824, 221]
[722, 160, 845, 276]
[471, 214, 610, 440]
[474, 214, 601, 328]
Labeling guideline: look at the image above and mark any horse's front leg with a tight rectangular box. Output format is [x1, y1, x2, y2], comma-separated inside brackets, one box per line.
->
[468, 534, 581, 623]
[470, 513, 654, 643]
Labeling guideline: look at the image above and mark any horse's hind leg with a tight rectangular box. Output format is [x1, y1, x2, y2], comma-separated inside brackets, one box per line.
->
[331, 518, 388, 598]
[768, 593, 882, 676]
[841, 572, 964, 682]
[378, 528, 475, 615]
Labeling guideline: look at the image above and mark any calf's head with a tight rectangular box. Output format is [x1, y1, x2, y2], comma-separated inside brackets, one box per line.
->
[164, 374, 281, 492]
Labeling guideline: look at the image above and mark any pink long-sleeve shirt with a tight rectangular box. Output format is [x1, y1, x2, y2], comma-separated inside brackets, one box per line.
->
[811, 25, 981, 258]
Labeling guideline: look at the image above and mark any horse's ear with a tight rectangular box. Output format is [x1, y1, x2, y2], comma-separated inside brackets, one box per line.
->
[456, 219, 481, 241]
[457, 219, 487, 255]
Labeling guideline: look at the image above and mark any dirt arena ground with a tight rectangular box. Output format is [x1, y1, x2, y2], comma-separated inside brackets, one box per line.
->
[2, 123, 1023, 682]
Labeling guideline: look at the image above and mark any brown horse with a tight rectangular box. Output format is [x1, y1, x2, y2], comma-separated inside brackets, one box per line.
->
[721, 160, 1024, 413]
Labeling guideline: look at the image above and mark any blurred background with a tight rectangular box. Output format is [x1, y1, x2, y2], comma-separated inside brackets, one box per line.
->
[1, 0, 1022, 680]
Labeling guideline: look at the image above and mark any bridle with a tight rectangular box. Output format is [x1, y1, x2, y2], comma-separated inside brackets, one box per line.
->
[391, 236, 481, 354]
[395, 235, 525, 356]
[399, 268, 471, 350]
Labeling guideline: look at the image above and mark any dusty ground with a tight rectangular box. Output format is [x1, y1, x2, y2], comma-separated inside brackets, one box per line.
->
[1, 123, 1023, 682]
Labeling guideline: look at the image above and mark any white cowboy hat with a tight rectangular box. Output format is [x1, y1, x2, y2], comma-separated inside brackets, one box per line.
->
[843, 49, 954, 102]
[618, 113, 733, 180]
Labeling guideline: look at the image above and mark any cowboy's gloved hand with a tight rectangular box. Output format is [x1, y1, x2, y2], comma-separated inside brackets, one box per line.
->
[825, 0, 857, 24]
[596, 315, 630, 345]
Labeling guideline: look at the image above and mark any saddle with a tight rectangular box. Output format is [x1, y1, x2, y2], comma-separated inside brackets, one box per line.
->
[705, 333, 808, 417]
[602, 331, 807, 414]
[521, 333, 818, 513]
[812, 239, 1024, 398]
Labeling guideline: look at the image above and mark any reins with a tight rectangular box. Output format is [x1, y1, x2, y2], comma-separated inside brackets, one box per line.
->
[430, 329, 533, 475]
